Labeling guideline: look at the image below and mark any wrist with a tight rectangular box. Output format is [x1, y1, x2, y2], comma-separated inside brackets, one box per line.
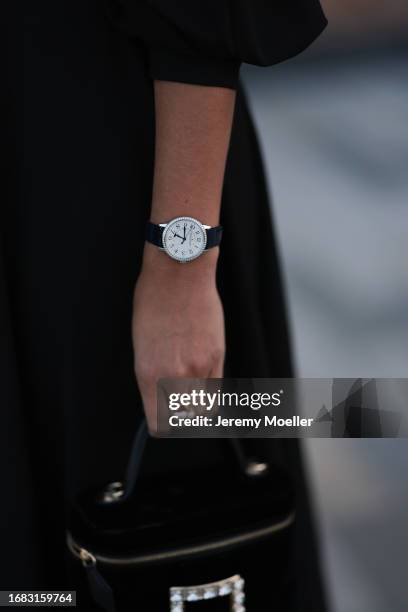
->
[141, 242, 219, 282]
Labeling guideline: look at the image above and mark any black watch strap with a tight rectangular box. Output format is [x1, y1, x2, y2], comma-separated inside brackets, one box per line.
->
[145, 222, 223, 250]
[145, 223, 164, 248]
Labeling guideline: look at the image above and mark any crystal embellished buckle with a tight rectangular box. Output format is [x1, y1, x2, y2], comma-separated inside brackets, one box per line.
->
[170, 574, 245, 611]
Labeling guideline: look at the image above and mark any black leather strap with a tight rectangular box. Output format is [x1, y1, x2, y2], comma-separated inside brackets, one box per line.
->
[145, 221, 222, 250]
[145, 222, 164, 247]
[205, 225, 223, 248]
[121, 419, 263, 502]
[85, 564, 116, 612]
[122, 419, 149, 501]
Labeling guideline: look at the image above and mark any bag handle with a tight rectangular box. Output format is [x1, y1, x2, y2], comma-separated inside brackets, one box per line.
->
[120, 418, 268, 502]
[121, 418, 149, 501]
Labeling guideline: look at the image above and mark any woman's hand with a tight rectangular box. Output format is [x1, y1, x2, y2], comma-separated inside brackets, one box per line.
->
[132, 244, 225, 433]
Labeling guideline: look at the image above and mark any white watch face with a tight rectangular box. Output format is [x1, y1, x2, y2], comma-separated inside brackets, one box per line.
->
[162, 217, 207, 262]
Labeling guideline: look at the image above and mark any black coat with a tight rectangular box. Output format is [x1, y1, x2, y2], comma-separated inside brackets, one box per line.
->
[1, 1, 327, 610]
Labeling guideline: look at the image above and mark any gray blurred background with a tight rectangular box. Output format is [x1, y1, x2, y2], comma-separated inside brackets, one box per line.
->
[243, 2, 408, 610]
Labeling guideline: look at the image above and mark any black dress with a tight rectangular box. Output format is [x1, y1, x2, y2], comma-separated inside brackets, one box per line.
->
[1, 1, 327, 610]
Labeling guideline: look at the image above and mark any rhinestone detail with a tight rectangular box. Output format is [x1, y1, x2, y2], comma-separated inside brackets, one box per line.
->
[169, 574, 245, 610]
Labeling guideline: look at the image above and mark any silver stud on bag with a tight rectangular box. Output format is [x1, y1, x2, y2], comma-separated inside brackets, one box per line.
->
[100, 481, 124, 503]
[170, 574, 245, 611]
[245, 460, 269, 478]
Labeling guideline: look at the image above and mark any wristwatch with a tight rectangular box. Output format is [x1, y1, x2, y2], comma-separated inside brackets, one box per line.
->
[146, 216, 223, 263]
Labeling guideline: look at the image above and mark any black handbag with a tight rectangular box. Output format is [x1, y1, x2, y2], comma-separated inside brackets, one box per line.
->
[67, 420, 295, 611]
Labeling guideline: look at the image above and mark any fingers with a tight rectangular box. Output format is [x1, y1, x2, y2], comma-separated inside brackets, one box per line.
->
[137, 380, 158, 436]
[136, 350, 224, 436]
[211, 357, 225, 379]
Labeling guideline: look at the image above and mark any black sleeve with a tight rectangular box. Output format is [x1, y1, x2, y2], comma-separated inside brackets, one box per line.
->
[108, 0, 327, 89]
